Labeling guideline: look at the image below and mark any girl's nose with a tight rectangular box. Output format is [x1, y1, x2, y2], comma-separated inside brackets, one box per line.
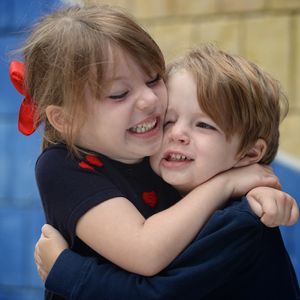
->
[136, 87, 158, 112]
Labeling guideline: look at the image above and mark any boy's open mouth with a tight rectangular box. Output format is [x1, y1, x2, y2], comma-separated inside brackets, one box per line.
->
[164, 153, 193, 162]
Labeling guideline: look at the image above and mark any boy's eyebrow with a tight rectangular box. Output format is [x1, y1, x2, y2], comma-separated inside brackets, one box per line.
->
[195, 111, 206, 117]
[193, 111, 223, 129]
[190, 110, 210, 119]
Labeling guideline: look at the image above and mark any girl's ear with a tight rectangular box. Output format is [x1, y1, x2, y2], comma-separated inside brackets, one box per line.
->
[234, 138, 267, 167]
[45, 105, 66, 134]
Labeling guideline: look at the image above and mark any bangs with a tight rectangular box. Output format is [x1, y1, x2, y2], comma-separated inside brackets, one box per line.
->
[196, 71, 244, 139]
[115, 35, 165, 79]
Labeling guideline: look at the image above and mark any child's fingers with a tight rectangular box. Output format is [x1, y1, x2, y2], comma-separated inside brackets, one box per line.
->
[34, 249, 41, 266]
[247, 186, 299, 227]
[270, 192, 290, 226]
[247, 193, 280, 227]
[275, 193, 298, 226]
[259, 197, 279, 227]
[281, 194, 294, 226]
[41, 223, 60, 238]
[246, 195, 263, 217]
[34, 239, 47, 281]
[261, 193, 298, 227]
[288, 199, 300, 226]
[269, 176, 282, 190]
[36, 264, 47, 282]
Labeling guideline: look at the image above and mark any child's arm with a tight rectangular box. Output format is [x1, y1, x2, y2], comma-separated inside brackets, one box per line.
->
[246, 187, 299, 227]
[35, 187, 298, 283]
[76, 163, 280, 276]
[35, 190, 299, 298]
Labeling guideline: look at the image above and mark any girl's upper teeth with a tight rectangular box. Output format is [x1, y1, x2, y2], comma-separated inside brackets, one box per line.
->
[131, 120, 156, 133]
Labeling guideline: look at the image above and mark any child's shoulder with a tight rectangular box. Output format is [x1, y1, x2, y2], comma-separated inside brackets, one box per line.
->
[35, 143, 99, 182]
[223, 198, 259, 219]
[200, 198, 264, 239]
[36, 143, 74, 170]
[218, 198, 262, 228]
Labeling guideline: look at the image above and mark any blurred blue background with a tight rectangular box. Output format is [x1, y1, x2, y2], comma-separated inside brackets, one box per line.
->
[0, 1, 60, 299]
[0, 1, 299, 299]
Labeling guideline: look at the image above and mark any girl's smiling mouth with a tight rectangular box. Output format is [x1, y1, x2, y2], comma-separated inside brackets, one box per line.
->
[130, 118, 157, 133]
[128, 116, 161, 136]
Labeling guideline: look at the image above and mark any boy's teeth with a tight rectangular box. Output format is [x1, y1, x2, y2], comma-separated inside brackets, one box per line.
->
[130, 120, 156, 133]
[169, 153, 191, 161]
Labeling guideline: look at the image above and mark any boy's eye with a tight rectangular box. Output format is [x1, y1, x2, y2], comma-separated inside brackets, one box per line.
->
[146, 74, 161, 87]
[109, 91, 129, 100]
[196, 122, 216, 130]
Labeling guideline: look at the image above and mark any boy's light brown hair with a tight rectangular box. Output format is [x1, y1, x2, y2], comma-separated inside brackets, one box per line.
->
[168, 45, 288, 164]
[21, 5, 165, 155]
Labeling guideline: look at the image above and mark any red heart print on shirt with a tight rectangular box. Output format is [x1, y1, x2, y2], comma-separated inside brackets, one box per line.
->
[142, 191, 158, 208]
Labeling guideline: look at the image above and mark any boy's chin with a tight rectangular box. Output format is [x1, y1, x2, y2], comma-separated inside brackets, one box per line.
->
[169, 181, 194, 195]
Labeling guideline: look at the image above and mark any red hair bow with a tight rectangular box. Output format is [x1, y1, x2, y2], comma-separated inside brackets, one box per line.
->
[9, 60, 38, 135]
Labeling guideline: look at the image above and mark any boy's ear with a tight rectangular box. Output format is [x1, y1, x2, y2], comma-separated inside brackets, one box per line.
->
[234, 139, 267, 167]
[45, 105, 66, 134]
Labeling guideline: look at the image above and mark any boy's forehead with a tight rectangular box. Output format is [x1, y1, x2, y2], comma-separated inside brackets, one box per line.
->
[167, 69, 196, 96]
[166, 72, 199, 115]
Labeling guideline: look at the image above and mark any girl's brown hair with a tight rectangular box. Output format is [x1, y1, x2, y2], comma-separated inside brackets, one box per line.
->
[168, 45, 288, 164]
[21, 5, 165, 155]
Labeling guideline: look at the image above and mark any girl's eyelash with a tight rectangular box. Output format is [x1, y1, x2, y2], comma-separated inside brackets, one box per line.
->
[147, 74, 161, 86]
[108, 74, 160, 100]
[109, 91, 128, 100]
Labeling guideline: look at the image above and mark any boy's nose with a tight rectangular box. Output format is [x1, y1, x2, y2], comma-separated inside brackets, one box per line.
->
[168, 125, 190, 145]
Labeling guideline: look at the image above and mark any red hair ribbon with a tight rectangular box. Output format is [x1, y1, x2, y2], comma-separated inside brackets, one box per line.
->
[9, 60, 38, 135]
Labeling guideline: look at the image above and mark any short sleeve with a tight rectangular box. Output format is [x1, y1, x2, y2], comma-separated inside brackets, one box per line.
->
[36, 145, 124, 245]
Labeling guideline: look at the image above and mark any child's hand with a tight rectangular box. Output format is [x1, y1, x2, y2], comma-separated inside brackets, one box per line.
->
[34, 224, 69, 282]
[247, 187, 299, 227]
[224, 164, 281, 198]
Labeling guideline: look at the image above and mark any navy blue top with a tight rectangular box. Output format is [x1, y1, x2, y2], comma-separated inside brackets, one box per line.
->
[45, 199, 300, 300]
[35, 143, 180, 299]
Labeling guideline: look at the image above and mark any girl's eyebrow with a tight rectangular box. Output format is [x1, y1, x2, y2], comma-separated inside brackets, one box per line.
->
[104, 76, 127, 85]
[111, 75, 127, 80]
[106, 75, 125, 81]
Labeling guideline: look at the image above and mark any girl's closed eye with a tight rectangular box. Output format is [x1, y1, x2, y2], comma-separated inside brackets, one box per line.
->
[146, 74, 161, 87]
[109, 90, 129, 101]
